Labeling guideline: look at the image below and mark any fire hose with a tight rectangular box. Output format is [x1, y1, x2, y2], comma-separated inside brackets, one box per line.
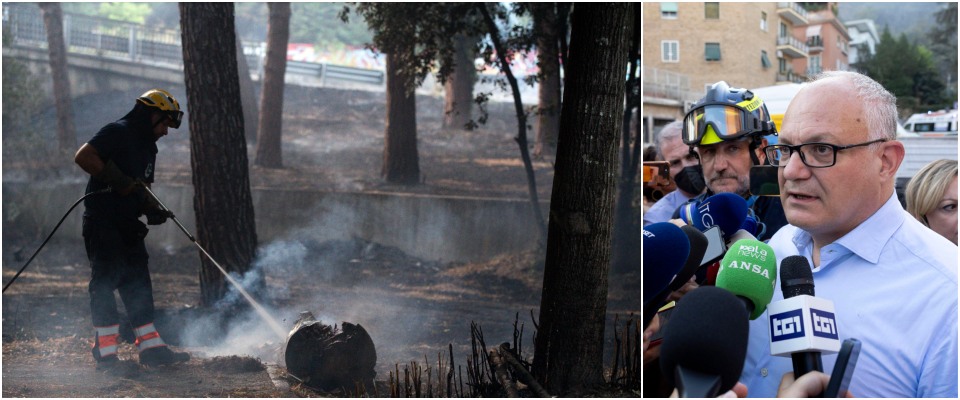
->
[2, 187, 112, 293]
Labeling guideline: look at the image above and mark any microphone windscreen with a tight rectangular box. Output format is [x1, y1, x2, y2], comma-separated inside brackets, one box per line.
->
[643, 222, 691, 302]
[780, 255, 815, 298]
[659, 286, 749, 395]
[667, 225, 709, 292]
[693, 193, 749, 238]
[716, 239, 778, 320]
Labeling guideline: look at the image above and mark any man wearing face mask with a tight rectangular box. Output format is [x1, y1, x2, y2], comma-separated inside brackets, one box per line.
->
[673, 81, 788, 241]
[643, 121, 706, 226]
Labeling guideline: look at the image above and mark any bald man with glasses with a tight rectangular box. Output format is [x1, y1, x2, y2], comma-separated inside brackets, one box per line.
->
[737, 71, 958, 397]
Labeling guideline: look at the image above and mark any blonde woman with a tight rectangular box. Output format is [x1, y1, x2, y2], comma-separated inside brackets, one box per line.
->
[906, 159, 958, 245]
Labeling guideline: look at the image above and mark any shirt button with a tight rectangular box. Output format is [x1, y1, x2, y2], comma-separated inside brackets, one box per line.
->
[761, 368, 768, 377]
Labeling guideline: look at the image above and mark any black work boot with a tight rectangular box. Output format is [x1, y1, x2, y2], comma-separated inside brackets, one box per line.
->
[139, 346, 191, 367]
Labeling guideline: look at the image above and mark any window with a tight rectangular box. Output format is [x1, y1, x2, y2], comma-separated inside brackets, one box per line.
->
[705, 43, 721, 61]
[779, 22, 788, 38]
[662, 40, 679, 62]
[705, 2, 719, 19]
[779, 57, 787, 73]
[809, 55, 822, 75]
[761, 50, 771, 68]
[661, 2, 678, 19]
[761, 11, 767, 31]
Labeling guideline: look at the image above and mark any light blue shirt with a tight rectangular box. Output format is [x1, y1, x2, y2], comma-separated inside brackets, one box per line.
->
[740, 193, 958, 398]
[643, 189, 695, 227]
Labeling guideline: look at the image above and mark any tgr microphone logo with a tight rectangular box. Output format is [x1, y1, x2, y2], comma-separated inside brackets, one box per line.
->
[811, 309, 839, 340]
[770, 309, 805, 342]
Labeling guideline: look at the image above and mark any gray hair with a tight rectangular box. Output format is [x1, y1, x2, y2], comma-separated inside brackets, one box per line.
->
[655, 120, 685, 156]
[811, 70, 898, 141]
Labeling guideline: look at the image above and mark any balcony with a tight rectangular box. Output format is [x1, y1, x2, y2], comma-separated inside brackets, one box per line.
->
[807, 35, 823, 51]
[777, 35, 808, 58]
[806, 67, 822, 77]
[642, 66, 702, 105]
[776, 70, 806, 84]
[777, 2, 808, 25]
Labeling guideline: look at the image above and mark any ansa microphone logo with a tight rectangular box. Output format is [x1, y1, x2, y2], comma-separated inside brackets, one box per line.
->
[770, 309, 804, 342]
[810, 309, 839, 339]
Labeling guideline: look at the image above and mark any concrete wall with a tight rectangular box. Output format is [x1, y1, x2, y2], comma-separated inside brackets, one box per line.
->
[2, 181, 545, 263]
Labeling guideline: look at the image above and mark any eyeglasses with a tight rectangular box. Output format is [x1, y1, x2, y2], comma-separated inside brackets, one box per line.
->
[763, 138, 887, 168]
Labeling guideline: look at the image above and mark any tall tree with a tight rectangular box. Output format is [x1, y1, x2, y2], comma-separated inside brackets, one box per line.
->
[235, 26, 259, 144]
[531, 3, 562, 159]
[478, 3, 548, 242]
[532, 3, 629, 395]
[442, 33, 478, 130]
[351, 4, 472, 184]
[611, 4, 642, 273]
[38, 2, 77, 155]
[254, 2, 291, 168]
[179, 2, 259, 305]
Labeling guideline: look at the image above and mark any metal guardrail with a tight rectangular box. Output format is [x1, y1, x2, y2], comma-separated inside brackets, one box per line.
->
[2, 3, 384, 86]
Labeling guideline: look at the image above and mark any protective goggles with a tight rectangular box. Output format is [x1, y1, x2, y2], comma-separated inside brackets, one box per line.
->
[681, 98, 768, 145]
[166, 110, 184, 129]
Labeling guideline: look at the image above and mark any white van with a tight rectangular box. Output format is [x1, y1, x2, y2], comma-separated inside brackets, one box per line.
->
[902, 110, 958, 136]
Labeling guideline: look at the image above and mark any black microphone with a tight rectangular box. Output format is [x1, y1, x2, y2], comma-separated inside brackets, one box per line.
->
[643, 225, 708, 329]
[660, 286, 750, 397]
[780, 255, 825, 378]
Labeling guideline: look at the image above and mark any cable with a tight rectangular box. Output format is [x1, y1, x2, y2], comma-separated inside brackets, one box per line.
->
[2, 187, 112, 293]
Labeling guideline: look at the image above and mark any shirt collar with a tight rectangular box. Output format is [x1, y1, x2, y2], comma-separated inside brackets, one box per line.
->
[791, 192, 904, 264]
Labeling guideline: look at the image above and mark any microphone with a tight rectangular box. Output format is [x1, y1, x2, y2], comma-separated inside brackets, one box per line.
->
[660, 286, 750, 398]
[642, 223, 690, 304]
[643, 225, 708, 329]
[678, 193, 749, 240]
[767, 255, 841, 379]
[714, 239, 778, 320]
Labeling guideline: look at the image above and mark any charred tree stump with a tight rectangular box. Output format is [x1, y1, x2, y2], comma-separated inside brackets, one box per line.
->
[284, 311, 377, 391]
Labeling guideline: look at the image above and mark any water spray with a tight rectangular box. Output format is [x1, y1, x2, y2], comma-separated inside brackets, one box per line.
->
[140, 185, 288, 341]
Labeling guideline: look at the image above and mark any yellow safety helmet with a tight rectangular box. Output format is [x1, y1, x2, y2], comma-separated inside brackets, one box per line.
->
[137, 89, 183, 129]
[682, 81, 776, 146]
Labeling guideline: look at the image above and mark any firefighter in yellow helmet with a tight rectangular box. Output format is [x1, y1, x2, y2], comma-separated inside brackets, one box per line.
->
[73, 89, 190, 369]
[675, 81, 787, 241]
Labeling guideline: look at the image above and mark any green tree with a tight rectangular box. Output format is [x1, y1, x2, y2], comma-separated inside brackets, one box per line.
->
[98, 2, 151, 24]
[862, 27, 949, 115]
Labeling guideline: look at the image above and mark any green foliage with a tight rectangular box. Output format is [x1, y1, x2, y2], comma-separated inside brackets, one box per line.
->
[348, 3, 482, 92]
[861, 27, 952, 115]
[98, 2, 152, 24]
[2, 27, 46, 155]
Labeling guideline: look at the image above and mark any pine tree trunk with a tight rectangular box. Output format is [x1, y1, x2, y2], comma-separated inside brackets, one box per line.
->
[382, 47, 420, 185]
[442, 34, 477, 130]
[179, 2, 260, 306]
[235, 26, 259, 144]
[532, 3, 629, 395]
[532, 3, 561, 159]
[255, 2, 290, 168]
[611, 4, 642, 273]
[39, 2, 76, 156]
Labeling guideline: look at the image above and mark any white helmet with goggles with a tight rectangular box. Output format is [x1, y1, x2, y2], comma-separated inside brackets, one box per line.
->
[682, 81, 777, 146]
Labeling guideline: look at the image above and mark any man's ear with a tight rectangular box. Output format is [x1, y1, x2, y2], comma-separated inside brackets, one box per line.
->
[878, 140, 905, 181]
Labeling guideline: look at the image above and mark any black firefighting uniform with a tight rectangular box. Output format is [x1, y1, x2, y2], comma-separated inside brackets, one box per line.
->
[82, 106, 159, 329]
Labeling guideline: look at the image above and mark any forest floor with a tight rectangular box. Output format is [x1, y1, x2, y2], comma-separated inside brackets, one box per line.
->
[1, 84, 641, 397]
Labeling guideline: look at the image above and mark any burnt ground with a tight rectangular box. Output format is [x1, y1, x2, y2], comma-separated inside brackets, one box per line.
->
[1, 84, 641, 397]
